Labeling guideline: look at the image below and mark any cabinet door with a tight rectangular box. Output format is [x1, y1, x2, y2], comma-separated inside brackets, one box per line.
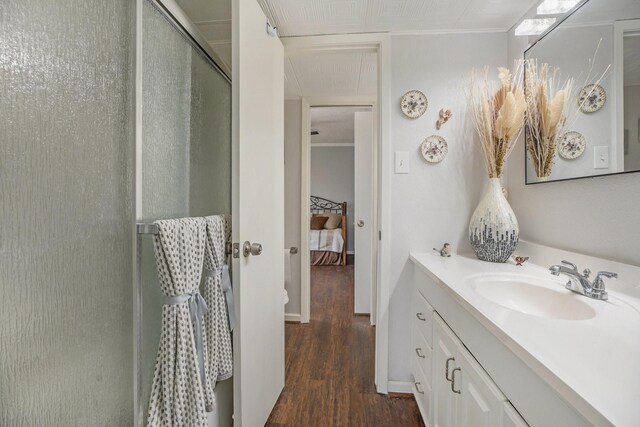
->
[433, 315, 459, 427]
[454, 345, 506, 427]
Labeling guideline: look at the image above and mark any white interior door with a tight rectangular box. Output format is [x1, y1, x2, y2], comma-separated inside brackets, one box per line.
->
[232, 1, 285, 425]
[354, 111, 374, 315]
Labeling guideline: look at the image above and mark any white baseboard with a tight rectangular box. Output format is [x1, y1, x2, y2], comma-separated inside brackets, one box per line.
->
[387, 381, 414, 394]
[285, 313, 301, 322]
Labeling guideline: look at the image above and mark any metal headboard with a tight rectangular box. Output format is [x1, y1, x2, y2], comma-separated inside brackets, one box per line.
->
[310, 196, 347, 215]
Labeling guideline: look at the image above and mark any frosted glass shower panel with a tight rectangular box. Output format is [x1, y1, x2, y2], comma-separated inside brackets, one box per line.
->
[0, 0, 134, 425]
[189, 46, 232, 216]
[139, 1, 232, 422]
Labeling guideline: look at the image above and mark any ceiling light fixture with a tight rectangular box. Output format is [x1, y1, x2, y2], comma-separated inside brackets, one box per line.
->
[515, 18, 557, 36]
[537, 0, 581, 15]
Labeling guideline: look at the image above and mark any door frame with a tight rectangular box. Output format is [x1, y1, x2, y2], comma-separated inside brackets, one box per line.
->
[301, 97, 377, 325]
[282, 33, 391, 393]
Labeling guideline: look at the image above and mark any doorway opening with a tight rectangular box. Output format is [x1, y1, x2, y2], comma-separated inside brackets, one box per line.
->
[280, 34, 393, 397]
[307, 104, 376, 324]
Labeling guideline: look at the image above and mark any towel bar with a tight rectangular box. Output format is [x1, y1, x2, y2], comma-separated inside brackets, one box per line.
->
[137, 223, 232, 255]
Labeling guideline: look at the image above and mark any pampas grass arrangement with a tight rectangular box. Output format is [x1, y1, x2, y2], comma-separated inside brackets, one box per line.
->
[523, 60, 574, 178]
[467, 62, 526, 178]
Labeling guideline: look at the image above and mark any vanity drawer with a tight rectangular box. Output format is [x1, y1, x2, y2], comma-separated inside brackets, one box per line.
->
[412, 348, 433, 426]
[413, 288, 434, 347]
[412, 324, 433, 384]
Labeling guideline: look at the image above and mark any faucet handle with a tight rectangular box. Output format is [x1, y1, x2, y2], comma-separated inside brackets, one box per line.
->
[561, 260, 578, 271]
[593, 271, 617, 291]
[596, 271, 618, 280]
[582, 268, 591, 278]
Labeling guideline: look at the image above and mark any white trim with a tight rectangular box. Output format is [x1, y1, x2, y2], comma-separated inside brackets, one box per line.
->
[285, 96, 302, 101]
[390, 27, 508, 36]
[387, 381, 414, 394]
[300, 98, 311, 324]
[286, 32, 391, 395]
[377, 34, 391, 394]
[289, 34, 391, 394]
[311, 143, 355, 147]
[346, 250, 355, 255]
[285, 313, 301, 322]
[280, 28, 509, 42]
[369, 102, 379, 328]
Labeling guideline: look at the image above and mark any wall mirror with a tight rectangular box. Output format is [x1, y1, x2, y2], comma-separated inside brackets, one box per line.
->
[524, 0, 640, 184]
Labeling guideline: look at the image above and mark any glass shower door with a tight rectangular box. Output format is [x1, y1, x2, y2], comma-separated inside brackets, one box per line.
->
[0, 0, 134, 424]
[136, 1, 232, 424]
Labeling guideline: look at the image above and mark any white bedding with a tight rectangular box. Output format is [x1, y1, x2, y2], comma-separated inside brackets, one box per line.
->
[310, 229, 344, 253]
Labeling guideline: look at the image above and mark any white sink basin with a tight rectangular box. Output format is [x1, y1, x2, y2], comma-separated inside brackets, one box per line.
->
[468, 274, 596, 320]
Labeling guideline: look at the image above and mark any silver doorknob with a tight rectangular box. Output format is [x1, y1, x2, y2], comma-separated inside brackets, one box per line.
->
[357, 220, 365, 227]
[250, 243, 262, 256]
[242, 241, 263, 257]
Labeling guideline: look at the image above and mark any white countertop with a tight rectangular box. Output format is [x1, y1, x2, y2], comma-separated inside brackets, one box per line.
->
[410, 243, 640, 427]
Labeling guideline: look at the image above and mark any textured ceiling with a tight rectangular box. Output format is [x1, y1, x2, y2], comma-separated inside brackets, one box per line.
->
[286, 51, 377, 98]
[311, 106, 372, 144]
[175, 0, 553, 97]
[257, 0, 540, 37]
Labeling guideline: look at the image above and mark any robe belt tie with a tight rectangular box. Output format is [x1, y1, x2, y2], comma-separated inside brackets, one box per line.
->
[204, 264, 236, 331]
[165, 290, 208, 392]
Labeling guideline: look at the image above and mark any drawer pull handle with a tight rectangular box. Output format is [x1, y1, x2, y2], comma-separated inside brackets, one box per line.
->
[445, 357, 455, 381]
[415, 348, 425, 358]
[415, 381, 424, 394]
[416, 312, 426, 321]
[451, 367, 461, 394]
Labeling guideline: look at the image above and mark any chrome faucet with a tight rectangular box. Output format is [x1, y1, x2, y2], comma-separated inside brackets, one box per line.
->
[549, 260, 617, 301]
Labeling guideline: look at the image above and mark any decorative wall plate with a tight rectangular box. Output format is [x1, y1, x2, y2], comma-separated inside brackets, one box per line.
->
[400, 90, 428, 119]
[558, 131, 586, 159]
[421, 135, 448, 163]
[578, 84, 606, 113]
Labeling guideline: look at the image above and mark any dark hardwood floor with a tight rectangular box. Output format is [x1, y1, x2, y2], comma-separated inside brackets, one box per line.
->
[266, 265, 424, 427]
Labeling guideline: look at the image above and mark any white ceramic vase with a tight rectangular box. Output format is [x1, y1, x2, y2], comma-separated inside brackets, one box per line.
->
[468, 178, 519, 263]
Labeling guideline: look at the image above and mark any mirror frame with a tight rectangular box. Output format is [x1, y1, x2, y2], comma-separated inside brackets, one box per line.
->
[523, 0, 640, 185]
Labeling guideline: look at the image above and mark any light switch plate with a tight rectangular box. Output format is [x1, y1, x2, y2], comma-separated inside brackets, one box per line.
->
[593, 146, 609, 169]
[395, 151, 410, 174]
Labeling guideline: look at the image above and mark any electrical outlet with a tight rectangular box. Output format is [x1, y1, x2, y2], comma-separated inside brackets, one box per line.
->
[395, 151, 410, 174]
[593, 146, 609, 169]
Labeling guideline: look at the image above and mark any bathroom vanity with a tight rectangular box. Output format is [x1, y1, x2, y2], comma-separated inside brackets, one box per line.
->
[409, 242, 640, 427]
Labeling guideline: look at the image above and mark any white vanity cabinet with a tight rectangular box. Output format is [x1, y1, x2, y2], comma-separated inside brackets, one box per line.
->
[411, 289, 434, 424]
[412, 291, 529, 427]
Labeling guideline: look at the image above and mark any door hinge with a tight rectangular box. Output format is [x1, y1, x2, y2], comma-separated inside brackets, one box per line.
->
[379, 230, 382, 241]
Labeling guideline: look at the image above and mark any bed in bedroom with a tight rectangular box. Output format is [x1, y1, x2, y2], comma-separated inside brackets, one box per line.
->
[309, 195, 347, 266]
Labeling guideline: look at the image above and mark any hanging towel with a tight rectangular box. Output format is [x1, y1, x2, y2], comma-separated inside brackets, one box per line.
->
[203, 215, 234, 387]
[147, 218, 215, 427]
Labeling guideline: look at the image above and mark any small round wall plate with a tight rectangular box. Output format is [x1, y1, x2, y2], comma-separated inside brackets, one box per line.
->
[421, 135, 448, 163]
[578, 84, 606, 113]
[400, 90, 428, 119]
[558, 131, 586, 159]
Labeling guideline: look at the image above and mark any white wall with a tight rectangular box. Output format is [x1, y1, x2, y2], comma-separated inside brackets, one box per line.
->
[507, 21, 640, 267]
[387, 32, 507, 381]
[284, 99, 302, 317]
[310, 146, 355, 253]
